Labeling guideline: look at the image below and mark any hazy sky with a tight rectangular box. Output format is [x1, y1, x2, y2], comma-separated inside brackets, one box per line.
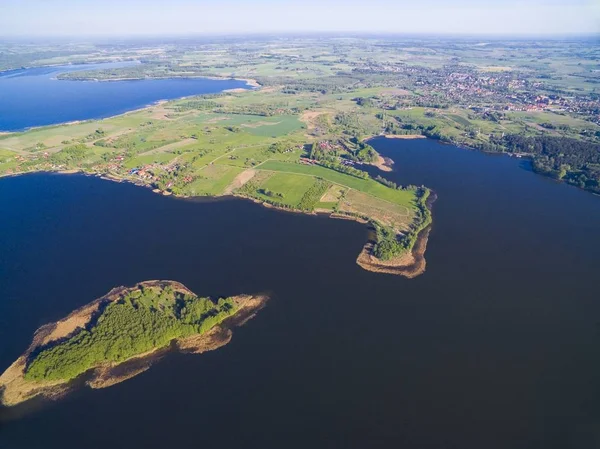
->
[1, 0, 598, 37]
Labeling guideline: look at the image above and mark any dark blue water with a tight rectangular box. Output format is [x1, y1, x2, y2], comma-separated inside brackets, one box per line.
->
[0, 62, 248, 131]
[1, 139, 600, 448]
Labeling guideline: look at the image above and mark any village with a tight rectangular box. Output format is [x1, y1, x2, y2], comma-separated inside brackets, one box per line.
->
[351, 59, 600, 126]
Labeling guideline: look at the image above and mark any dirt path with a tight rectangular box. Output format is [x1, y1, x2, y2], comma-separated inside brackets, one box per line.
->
[138, 138, 196, 156]
[223, 169, 256, 194]
[300, 110, 330, 130]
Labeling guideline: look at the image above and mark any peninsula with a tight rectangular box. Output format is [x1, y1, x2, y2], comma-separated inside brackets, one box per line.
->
[0, 281, 267, 407]
[0, 86, 435, 277]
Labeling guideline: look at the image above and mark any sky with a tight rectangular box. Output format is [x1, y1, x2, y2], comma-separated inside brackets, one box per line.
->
[1, 0, 598, 37]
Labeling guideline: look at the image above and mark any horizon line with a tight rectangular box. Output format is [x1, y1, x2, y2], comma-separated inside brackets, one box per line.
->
[1, 31, 599, 41]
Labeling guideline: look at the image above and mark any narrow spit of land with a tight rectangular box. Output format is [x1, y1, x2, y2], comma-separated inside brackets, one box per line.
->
[0, 281, 268, 407]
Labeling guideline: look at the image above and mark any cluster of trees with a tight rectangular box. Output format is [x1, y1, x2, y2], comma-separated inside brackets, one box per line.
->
[308, 140, 374, 177]
[373, 175, 421, 192]
[334, 112, 361, 129]
[153, 163, 194, 193]
[214, 105, 298, 117]
[353, 97, 375, 107]
[479, 111, 506, 123]
[297, 179, 330, 211]
[348, 141, 377, 163]
[258, 188, 284, 199]
[50, 144, 92, 165]
[25, 287, 237, 382]
[374, 175, 399, 189]
[333, 112, 376, 137]
[317, 159, 369, 179]
[260, 75, 358, 94]
[309, 142, 341, 161]
[384, 121, 425, 136]
[385, 118, 449, 141]
[539, 122, 571, 131]
[269, 141, 296, 153]
[170, 100, 222, 113]
[372, 223, 406, 260]
[238, 180, 294, 209]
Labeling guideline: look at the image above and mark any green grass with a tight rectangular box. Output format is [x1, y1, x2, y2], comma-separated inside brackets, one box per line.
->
[316, 201, 337, 211]
[201, 114, 304, 138]
[257, 161, 416, 209]
[124, 152, 179, 169]
[0, 122, 122, 152]
[0, 149, 18, 160]
[256, 172, 316, 206]
[183, 164, 242, 196]
[244, 116, 304, 137]
[507, 111, 600, 131]
[218, 145, 271, 168]
[448, 114, 472, 127]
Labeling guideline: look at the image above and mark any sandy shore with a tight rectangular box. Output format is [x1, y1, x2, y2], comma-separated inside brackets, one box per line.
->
[237, 78, 261, 88]
[383, 134, 426, 140]
[0, 281, 268, 408]
[356, 226, 431, 278]
[371, 154, 394, 172]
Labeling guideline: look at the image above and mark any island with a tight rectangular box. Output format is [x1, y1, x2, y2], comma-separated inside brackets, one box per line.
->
[0, 281, 268, 407]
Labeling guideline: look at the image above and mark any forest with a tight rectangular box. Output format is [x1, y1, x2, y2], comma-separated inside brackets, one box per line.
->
[24, 286, 238, 381]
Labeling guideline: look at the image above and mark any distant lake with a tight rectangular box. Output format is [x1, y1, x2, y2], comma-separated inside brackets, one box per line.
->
[1, 139, 600, 449]
[0, 62, 248, 131]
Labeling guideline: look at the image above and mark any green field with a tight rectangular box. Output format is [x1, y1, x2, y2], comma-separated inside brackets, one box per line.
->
[448, 114, 472, 127]
[256, 172, 316, 206]
[257, 161, 416, 209]
[214, 114, 304, 137]
[183, 164, 243, 196]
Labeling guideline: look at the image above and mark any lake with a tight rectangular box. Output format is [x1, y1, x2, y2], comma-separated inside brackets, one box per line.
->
[0, 62, 248, 131]
[1, 138, 599, 448]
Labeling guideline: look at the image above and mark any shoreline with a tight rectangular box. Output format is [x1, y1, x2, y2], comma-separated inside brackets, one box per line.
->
[1, 169, 433, 278]
[382, 134, 427, 140]
[356, 225, 431, 278]
[356, 191, 437, 277]
[0, 280, 268, 408]
[371, 154, 394, 172]
[57, 73, 261, 88]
